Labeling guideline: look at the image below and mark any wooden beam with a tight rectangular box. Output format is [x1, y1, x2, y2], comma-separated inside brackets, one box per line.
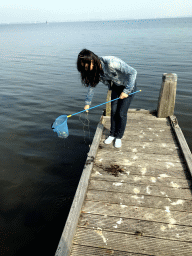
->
[78, 213, 192, 242]
[169, 115, 192, 176]
[157, 73, 177, 118]
[73, 226, 192, 255]
[105, 90, 111, 116]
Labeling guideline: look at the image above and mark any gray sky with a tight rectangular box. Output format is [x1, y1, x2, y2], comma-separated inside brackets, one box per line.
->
[1, 0, 192, 23]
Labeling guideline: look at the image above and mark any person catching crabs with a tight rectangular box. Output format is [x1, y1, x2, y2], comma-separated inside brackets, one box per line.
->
[77, 49, 137, 148]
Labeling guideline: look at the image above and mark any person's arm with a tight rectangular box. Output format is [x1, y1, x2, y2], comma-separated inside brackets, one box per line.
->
[123, 65, 137, 95]
[85, 86, 94, 107]
[119, 66, 137, 99]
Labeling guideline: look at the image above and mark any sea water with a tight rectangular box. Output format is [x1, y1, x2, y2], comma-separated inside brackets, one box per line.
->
[0, 17, 192, 255]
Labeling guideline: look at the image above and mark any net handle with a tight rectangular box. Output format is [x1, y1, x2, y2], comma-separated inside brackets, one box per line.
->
[67, 90, 141, 118]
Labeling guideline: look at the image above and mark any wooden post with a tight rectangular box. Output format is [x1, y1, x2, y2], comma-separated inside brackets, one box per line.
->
[105, 90, 111, 116]
[157, 73, 177, 118]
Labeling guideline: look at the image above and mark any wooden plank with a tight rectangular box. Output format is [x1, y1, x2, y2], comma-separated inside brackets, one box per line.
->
[71, 244, 147, 256]
[55, 119, 104, 256]
[127, 121, 171, 128]
[170, 115, 192, 176]
[121, 112, 166, 120]
[127, 121, 171, 129]
[88, 179, 192, 199]
[91, 168, 191, 187]
[94, 157, 186, 174]
[126, 125, 173, 132]
[100, 141, 180, 155]
[117, 140, 178, 149]
[78, 213, 192, 242]
[73, 226, 192, 256]
[102, 133, 176, 143]
[127, 108, 157, 114]
[105, 121, 172, 130]
[104, 129, 175, 139]
[104, 113, 167, 121]
[82, 201, 192, 226]
[86, 190, 192, 212]
[96, 149, 183, 163]
[123, 115, 167, 122]
[103, 114, 168, 122]
[103, 127, 178, 143]
[105, 119, 172, 129]
[124, 127, 174, 135]
[103, 125, 176, 139]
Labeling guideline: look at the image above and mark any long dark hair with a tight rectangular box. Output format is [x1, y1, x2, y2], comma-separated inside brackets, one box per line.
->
[77, 49, 103, 87]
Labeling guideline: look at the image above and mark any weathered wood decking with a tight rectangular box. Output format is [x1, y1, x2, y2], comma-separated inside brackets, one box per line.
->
[55, 109, 192, 256]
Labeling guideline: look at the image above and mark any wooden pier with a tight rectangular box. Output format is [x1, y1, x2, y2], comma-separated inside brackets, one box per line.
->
[55, 74, 192, 256]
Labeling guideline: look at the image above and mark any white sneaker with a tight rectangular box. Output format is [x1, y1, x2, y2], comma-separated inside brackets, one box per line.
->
[115, 139, 122, 148]
[104, 136, 115, 144]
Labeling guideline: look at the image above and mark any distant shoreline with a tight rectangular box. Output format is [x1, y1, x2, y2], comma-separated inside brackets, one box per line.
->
[0, 16, 192, 26]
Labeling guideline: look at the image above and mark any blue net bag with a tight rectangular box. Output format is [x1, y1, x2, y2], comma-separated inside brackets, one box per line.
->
[52, 90, 141, 139]
[51, 115, 69, 138]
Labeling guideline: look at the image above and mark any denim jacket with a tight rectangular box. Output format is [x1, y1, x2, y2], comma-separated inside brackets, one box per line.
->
[85, 56, 137, 105]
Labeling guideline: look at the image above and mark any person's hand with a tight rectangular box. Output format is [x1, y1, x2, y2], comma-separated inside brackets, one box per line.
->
[84, 105, 90, 112]
[120, 92, 128, 99]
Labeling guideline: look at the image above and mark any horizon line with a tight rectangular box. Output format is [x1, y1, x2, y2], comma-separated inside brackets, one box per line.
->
[0, 15, 192, 25]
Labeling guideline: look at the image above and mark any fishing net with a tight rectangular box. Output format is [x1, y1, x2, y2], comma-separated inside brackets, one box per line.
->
[51, 115, 69, 138]
[52, 112, 91, 140]
[79, 112, 91, 143]
[51, 90, 141, 139]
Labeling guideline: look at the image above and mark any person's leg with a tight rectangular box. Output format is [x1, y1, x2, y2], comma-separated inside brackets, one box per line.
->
[110, 88, 120, 137]
[104, 86, 121, 144]
[115, 85, 137, 139]
[105, 84, 136, 146]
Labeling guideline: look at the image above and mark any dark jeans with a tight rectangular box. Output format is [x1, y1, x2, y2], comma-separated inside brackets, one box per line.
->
[110, 84, 136, 139]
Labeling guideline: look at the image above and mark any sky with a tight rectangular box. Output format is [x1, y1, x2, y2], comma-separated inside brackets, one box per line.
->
[0, 0, 192, 24]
